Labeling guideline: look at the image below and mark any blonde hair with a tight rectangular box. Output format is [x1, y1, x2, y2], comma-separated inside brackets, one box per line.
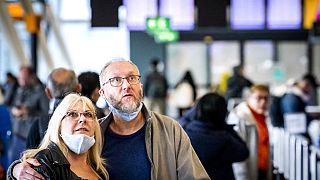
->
[250, 84, 269, 93]
[22, 93, 108, 179]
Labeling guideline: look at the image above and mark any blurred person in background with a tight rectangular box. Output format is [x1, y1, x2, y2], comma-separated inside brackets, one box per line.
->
[301, 73, 318, 106]
[9, 66, 49, 163]
[143, 58, 168, 115]
[216, 71, 230, 96]
[227, 84, 272, 180]
[2, 72, 18, 107]
[281, 76, 313, 113]
[281, 75, 320, 144]
[280, 76, 313, 134]
[26, 67, 81, 149]
[78, 71, 107, 119]
[0, 87, 11, 179]
[225, 65, 253, 102]
[179, 92, 249, 179]
[172, 70, 197, 117]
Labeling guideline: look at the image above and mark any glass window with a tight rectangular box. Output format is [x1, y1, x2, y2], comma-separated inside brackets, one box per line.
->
[60, 0, 90, 21]
[312, 44, 320, 81]
[210, 41, 240, 85]
[244, 41, 273, 85]
[46, 23, 129, 76]
[278, 41, 307, 81]
[166, 42, 207, 87]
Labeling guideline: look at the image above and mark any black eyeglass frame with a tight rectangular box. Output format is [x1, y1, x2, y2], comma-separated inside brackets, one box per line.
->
[102, 75, 141, 87]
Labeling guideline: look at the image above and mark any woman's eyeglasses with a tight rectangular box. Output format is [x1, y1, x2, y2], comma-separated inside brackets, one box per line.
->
[63, 111, 95, 121]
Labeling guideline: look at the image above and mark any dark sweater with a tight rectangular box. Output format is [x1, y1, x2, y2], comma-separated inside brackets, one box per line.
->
[102, 125, 151, 180]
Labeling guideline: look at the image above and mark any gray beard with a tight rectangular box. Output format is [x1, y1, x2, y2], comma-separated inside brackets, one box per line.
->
[107, 92, 143, 113]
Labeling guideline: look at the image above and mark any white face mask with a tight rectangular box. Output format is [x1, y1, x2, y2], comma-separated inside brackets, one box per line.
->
[106, 101, 143, 122]
[60, 133, 95, 154]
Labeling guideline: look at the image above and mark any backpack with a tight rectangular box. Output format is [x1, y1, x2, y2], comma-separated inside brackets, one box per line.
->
[146, 72, 167, 98]
[146, 75, 167, 98]
[269, 95, 284, 127]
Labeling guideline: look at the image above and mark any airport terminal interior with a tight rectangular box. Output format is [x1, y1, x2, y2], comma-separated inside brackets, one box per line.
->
[1, 0, 320, 179]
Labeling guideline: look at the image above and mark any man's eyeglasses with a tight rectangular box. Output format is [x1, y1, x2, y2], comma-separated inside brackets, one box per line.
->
[103, 75, 141, 87]
[63, 111, 95, 121]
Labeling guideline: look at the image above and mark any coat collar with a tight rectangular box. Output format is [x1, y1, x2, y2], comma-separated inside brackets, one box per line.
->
[47, 142, 70, 165]
[233, 102, 257, 125]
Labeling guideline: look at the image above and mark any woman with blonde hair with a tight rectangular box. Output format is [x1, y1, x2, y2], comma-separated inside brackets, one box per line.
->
[8, 93, 108, 179]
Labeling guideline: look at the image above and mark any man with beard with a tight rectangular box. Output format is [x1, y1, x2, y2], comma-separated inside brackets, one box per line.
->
[9, 58, 209, 180]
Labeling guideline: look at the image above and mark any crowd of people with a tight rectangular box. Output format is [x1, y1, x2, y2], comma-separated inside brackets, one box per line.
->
[0, 60, 319, 179]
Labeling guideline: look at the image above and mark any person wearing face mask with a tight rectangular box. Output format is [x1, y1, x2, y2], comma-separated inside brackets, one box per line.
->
[99, 58, 208, 180]
[7, 93, 108, 179]
[10, 58, 209, 180]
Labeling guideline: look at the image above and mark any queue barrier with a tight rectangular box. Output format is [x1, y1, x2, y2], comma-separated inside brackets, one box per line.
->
[271, 127, 320, 180]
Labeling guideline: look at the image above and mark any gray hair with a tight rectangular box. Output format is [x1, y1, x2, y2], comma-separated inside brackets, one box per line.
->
[46, 68, 78, 98]
[99, 58, 136, 87]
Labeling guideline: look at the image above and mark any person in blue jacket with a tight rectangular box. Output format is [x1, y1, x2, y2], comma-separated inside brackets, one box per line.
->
[179, 92, 249, 180]
[0, 87, 11, 179]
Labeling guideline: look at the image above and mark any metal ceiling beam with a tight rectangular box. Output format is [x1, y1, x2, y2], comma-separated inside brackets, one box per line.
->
[46, 5, 73, 68]
[19, 0, 56, 70]
[0, 0, 29, 65]
[178, 29, 309, 41]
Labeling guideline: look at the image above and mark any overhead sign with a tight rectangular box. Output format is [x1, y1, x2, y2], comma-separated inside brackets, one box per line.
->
[146, 16, 179, 43]
[146, 17, 170, 34]
[155, 30, 179, 43]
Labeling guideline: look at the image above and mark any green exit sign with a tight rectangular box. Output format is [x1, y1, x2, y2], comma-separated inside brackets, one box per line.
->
[155, 30, 179, 43]
[146, 17, 170, 34]
[146, 16, 179, 43]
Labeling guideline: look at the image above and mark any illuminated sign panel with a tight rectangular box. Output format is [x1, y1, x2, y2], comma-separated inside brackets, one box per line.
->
[160, 0, 194, 30]
[230, 0, 265, 29]
[267, 0, 301, 29]
[124, 0, 157, 30]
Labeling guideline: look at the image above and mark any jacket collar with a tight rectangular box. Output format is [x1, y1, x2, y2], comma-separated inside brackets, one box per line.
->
[234, 102, 257, 125]
[47, 142, 70, 165]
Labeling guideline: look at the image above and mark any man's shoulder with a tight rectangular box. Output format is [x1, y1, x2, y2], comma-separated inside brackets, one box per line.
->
[149, 112, 182, 130]
[151, 111, 177, 122]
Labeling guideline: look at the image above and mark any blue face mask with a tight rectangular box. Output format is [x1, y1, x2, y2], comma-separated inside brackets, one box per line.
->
[107, 101, 143, 122]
